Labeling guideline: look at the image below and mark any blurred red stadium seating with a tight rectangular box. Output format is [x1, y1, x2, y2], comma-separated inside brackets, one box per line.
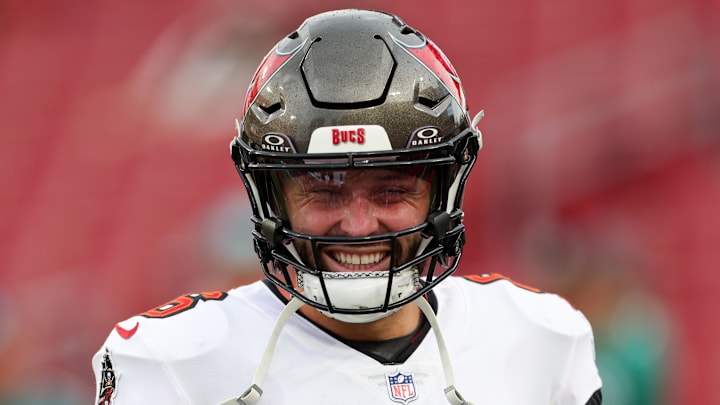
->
[0, 0, 718, 403]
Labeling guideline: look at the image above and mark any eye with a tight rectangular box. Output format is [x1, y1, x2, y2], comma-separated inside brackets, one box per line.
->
[304, 185, 344, 204]
[309, 187, 340, 196]
[373, 186, 408, 203]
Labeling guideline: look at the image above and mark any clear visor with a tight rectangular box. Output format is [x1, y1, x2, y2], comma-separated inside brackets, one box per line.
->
[266, 167, 439, 274]
[268, 166, 439, 228]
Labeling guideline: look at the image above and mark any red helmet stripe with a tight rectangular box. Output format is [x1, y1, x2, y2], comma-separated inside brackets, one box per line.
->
[408, 39, 467, 110]
[242, 49, 291, 115]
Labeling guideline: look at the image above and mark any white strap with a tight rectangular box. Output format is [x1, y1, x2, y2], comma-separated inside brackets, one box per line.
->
[221, 296, 472, 405]
[414, 297, 473, 405]
[218, 297, 305, 405]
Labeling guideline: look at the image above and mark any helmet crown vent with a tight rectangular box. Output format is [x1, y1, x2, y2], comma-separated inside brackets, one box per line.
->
[301, 31, 394, 107]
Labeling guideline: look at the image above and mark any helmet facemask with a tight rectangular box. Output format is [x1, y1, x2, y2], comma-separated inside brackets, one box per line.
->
[233, 130, 476, 322]
[230, 8, 482, 323]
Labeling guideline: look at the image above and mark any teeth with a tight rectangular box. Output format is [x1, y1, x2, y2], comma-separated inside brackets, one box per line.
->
[333, 252, 384, 266]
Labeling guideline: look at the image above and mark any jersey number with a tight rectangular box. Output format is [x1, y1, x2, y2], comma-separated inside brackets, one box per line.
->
[140, 291, 227, 318]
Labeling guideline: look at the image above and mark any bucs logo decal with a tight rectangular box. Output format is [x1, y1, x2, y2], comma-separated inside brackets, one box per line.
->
[308, 125, 392, 153]
[332, 127, 365, 145]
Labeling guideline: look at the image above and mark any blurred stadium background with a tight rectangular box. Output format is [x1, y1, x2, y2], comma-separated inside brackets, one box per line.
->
[1, 0, 718, 403]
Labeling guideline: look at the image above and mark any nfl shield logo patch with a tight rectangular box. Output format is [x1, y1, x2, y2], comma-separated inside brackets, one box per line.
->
[386, 371, 418, 404]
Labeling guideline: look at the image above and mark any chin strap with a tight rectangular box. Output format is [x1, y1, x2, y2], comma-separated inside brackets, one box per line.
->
[220, 295, 472, 405]
[414, 296, 473, 405]
[219, 297, 305, 405]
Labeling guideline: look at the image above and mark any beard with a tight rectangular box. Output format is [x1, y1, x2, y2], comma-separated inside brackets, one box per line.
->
[286, 231, 426, 322]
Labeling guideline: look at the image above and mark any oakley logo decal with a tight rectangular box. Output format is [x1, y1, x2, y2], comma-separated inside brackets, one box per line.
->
[262, 133, 296, 153]
[408, 127, 442, 147]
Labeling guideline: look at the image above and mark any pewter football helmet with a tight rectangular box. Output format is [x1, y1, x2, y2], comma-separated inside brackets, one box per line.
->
[231, 9, 482, 322]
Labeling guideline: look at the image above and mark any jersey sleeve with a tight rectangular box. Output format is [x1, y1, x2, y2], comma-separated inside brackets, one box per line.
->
[554, 317, 603, 405]
[92, 316, 192, 405]
[519, 284, 603, 404]
[459, 274, 603, 404]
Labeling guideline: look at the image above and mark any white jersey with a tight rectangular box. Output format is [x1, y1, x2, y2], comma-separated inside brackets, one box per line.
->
[92, 274, 602, 405]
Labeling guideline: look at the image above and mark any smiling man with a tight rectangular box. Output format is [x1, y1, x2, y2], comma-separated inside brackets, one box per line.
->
[93, 9, 602, 405]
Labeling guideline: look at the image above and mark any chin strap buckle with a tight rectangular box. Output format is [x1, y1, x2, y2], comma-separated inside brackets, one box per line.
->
[238, 384, 263, 404]
[217, 384, 262, 405]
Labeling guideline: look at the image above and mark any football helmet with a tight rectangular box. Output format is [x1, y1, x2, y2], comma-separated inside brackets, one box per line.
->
[231, 9, 482, 322]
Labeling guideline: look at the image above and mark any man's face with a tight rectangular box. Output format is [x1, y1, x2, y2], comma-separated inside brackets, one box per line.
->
[280, 168, 433, 273]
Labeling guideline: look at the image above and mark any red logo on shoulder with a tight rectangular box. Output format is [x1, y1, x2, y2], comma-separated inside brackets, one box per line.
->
[332, 128, 365, 145]
[114, 321, 139, 340]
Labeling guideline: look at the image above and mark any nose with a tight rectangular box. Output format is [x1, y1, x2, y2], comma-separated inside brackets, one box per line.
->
[337, 195, 381, 236]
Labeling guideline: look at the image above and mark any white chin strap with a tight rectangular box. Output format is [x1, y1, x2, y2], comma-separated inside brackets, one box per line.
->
[297, 268, 418, 323]
[219, 295, 473, 405]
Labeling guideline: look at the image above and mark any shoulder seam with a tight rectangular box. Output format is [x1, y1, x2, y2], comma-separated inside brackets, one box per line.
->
[462, 273, 542, 293]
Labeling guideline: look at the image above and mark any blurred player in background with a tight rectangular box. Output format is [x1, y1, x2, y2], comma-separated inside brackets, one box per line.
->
[92, 9, 602, 404]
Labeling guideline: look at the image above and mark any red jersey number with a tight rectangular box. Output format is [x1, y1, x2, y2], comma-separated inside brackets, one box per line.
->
[141, 291, 228, 318]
